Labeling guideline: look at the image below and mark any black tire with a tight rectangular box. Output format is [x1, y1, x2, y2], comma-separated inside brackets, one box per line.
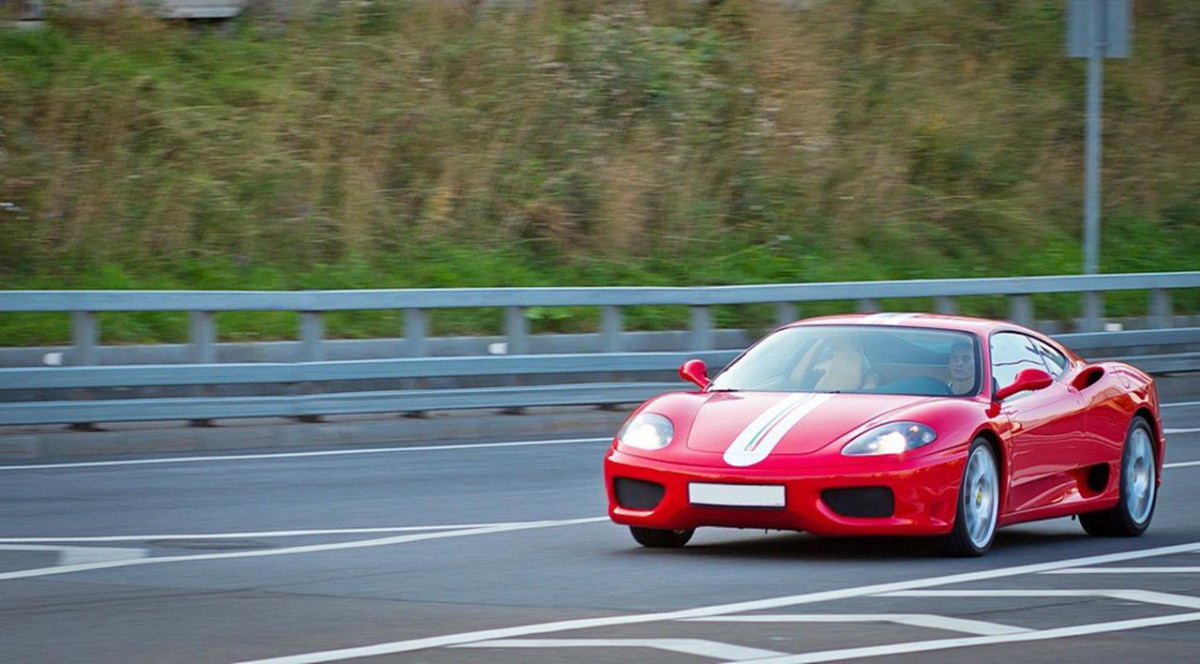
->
[629, 526, 695, 548]
[939, 439, 1000, 557]
[1080, 417, 1157, 537]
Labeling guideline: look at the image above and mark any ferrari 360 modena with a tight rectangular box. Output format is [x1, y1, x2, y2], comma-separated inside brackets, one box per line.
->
[604, 314, 1164, 556]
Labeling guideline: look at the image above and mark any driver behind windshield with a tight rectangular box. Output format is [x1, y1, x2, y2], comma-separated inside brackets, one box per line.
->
[947, 341, 976, 395]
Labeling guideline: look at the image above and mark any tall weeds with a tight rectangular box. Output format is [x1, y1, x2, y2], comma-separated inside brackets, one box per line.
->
[0, 0, 1197, 289]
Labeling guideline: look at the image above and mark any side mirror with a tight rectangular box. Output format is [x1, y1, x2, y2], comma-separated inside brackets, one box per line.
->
[679, 359, 710, 390]
[994, 368, 1053, 402]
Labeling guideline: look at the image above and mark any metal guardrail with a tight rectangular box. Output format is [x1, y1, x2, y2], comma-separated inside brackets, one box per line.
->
[0, 272, 1198, 426]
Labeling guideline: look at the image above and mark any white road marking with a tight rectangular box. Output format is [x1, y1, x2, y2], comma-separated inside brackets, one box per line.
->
[1166, 427, 1200, 434]
[1165, 460, 1200, 469]
[454, 638, 787, 661]
[687, 613, 1028, 637]
[234, 540, 1200, 664]
[729, 612, 1200, 664]
[0, 519, 591, 543]
[0, 517, 606, 583]
[878, 589, 1200, 611]
[1163, 401, 1200, 408]
[1042, 567, 1200, 575]
[0, 437, 610, 471]
[0, 543, 146, 565]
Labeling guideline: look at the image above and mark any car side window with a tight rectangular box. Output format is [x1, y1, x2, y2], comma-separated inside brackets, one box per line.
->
[1034, 339, 1068, 378]
[990, 332, 1050, 398]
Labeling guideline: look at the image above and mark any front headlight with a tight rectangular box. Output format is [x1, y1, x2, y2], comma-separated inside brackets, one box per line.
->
[619, 413, 674, 451]
[841, 422, 937, 456]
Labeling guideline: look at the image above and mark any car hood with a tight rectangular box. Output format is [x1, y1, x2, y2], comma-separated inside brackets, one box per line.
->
[683, 391, 932, 464]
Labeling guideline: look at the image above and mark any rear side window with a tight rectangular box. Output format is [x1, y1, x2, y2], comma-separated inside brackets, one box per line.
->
[1034, 339, 1069, 377]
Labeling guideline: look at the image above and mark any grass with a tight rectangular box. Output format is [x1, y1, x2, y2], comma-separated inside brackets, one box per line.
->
[0, 1, 1198, 345]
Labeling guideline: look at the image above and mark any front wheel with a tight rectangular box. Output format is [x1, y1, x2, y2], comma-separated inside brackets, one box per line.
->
[939, 439, 1000, 557]
[630, 526, 694, 548]
[1080, 417, 1157, 537]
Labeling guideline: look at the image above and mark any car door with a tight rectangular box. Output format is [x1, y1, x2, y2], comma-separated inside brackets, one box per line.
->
[991, 332, 1088, 515]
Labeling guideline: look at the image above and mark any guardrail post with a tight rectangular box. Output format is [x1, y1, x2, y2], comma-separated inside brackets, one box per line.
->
[69, 311, 100, 430]
[505, 307, 529, 355]
[403, 308, 431, 418]
[503, 307, 530, 414]
[1149, 289, 1172, 329]
[71, 311, 98, 366]
[690, 306, 713, 350]
[1081, 292, 1104, 333]
[856, 299, 880, 314]
[935, 297, 958, 315]
[774, 303, 798, 327]
[405, 308, 429, 357]
[188, 311, 217, 428]
[189, 311, 217, 364]
[297, 312, 325, 422]
[1008, 295, 1033, 327]
[601, 306, 623, 353]
[300, 312, 325, 361]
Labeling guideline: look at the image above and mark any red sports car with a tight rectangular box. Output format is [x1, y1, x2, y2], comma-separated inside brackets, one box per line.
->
[604, 314, 1164, 556]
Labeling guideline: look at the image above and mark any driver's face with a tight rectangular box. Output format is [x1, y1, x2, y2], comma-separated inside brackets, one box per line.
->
[949, 348, 975, 382]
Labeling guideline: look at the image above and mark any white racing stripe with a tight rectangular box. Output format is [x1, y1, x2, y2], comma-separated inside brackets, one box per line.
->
[234, 540, 1200, 664]
[0, 437, 610, 471]
[0, 517, 606, 583]
[724, 394, 832, 467]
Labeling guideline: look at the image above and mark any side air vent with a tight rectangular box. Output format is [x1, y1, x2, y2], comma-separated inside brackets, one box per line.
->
[1086, 463, 1111, 493]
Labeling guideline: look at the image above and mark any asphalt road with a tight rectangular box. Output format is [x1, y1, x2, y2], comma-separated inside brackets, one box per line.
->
[2, 401, 1200, 664]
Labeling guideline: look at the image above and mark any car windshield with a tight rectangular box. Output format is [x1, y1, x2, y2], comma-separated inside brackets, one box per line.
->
[708, 325, 982, 397]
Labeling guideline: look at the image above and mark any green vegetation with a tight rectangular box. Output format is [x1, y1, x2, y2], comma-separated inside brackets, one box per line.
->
[1, 1, 1198, 344]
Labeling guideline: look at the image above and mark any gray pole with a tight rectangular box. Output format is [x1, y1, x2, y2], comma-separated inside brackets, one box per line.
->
[1083, 0, 1105, 275]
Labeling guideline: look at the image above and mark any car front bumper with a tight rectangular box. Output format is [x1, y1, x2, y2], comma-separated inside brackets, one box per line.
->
[604, 447, 965, 536]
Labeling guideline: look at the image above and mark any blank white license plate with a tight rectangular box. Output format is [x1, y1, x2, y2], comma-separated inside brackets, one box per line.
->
[688, 483, 785, 508]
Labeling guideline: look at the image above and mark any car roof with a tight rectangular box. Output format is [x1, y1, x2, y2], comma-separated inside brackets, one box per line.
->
[784, 313, 1013, 336]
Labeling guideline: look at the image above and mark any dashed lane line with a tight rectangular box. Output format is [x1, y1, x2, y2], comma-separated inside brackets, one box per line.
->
[0, 543, 146, 565]
[879, 589, 1200, 611]
[454, 638, 787, 661]
[0, 520, 591, 543]
[727, 612, 1200, 664]
[233, 540, 1200, 664]
[1043, 567, 1200, 575]
[0, 517, 606, 583]
[686, 613, 1029, 637]
[0, 437, 611, 471]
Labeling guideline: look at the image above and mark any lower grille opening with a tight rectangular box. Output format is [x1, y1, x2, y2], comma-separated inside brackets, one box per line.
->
[614, 477, 666, 510]
[822, 487, 895, 518]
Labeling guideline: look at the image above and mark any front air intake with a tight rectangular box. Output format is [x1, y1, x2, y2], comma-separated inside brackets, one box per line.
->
[822, 487, 895, 518]
[614, 478, 666, 510]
